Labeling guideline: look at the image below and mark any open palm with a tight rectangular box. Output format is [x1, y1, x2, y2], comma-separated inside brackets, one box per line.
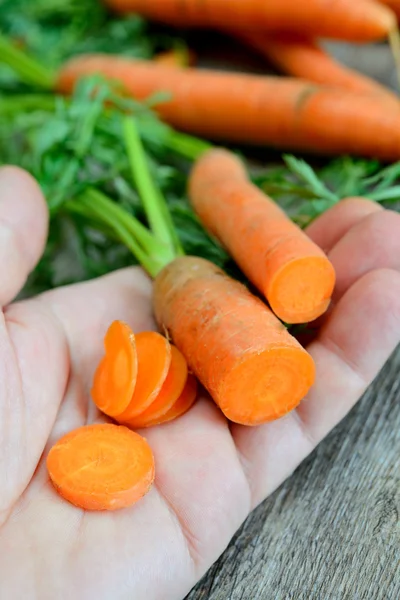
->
[1, 166, 400, 600]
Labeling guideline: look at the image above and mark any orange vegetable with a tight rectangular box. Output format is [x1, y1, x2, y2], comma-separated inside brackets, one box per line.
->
[91, 320, 137, 417]
[105, 0, 396, 42]
[126, 373, 197, 428]
[117, 331, 172, 421]
[118, 344, 188, 427]
[47, 423, 155, 511]
[153, 256, 316, 426]
[57, 55, 400, 160]
[234, 32, 399, 103]
[189, 148, 336, 324]
[380, 0, 400, 17]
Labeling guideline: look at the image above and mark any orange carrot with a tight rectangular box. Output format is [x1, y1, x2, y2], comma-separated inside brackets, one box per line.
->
[91, 320, 137, 417]
[233, 32, 399, 103]
[57, 55, 400, 160]
[47, 423, 155, 511]
[118, 344, 188, 427]
[189, 148, 336, 324]
[125, 373, 197, 428]
[380, 0, 400, 17]
[153, 256, 316, 426]
[116, 331, 172, 421]
[105, 0, 396, 42]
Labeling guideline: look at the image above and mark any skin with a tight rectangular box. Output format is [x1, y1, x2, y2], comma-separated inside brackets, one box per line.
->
[0, 168, 399, 600]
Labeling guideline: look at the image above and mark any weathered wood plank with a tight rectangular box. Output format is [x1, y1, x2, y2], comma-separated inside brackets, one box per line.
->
[187, 350, 400, 600]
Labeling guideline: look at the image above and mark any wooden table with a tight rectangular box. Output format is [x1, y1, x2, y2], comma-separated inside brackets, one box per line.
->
[185, 38, 400, 600]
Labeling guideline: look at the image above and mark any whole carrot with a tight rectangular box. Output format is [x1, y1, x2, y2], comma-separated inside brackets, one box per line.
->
[57, 55, 400, 160]
[189, 148, 336, 324]
[153, 256, 316, 426]
[233, 32, 399, 104]
[105, 0, 396, 43]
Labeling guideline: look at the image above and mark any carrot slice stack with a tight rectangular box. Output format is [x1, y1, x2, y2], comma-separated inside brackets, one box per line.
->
[122, 344, 188, 427]
[116, 331, 172, 421]
[47, 423, 155, 511]
[91, 320, 137, 417]
[127, 372, 197, 429]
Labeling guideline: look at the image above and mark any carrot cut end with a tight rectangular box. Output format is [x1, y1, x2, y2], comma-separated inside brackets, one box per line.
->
[219, 347, 315, 426]
[46, 423, 155, 511]
[267, 256, 336, 324]
[91, 320, 137, 417]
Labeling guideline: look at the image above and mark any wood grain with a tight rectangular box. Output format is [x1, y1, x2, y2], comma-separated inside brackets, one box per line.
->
[187, 349, 400, 599]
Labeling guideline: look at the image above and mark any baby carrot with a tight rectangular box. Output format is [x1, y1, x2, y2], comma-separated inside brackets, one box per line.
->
[153, 256, 316, 426]
[91, 320, 137, 417]
[234, 32, 399, 103]
[47, 423, 155, 511]
[105, 0, 396, 42]
[116, 331, 172, 421]
[118, 344, 188, 427]
[57, 55, 400, 161]
[189, 148, 336, 324]
[125, 373, 197, 428]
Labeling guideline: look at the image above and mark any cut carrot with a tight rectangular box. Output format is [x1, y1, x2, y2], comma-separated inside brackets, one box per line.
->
[118, 344, 188, 427]
[153, 256, 316, 426]
[46, 423, 155, 511]
[189, 148, 336, 324]
[91, 320, 137, 417]
[126, 373, 197, 428]
[117, 331, 172, 421]
[233, 32, 399, 103]
[105, 0, 396, 42]
[57, 55, 400, 161]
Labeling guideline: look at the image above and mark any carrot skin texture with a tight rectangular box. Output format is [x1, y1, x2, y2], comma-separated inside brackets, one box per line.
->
[153, 256, 316, 426]
[47, 424, 155, 511]
[189, 149, 336, 324]
[105, 0, 396, 42]
[57, 56, 400, 161]
[234, 32, 399, 104]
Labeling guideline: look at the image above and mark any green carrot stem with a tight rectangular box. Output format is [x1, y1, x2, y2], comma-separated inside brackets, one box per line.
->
[0, 94, 57, 114]
[165, 129, 212, 161]
[123, 116, 184, 255]
[68, 192, 163, 277]
[0, 33, 56, 90]
[84, 188, 174, 261]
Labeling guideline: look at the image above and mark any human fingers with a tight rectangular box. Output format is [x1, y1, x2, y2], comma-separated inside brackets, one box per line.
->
[0, 167, 48, 306]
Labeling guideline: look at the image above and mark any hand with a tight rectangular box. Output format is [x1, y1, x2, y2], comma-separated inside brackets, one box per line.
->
[0, 168, 399, 600]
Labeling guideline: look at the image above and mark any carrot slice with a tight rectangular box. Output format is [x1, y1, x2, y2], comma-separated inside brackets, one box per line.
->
[127, 374, 198, 429]
[46, 423, 155, 511]
[91, 320, 137, 417]
[117, 331, 172, 421]
[120, 344, 188, 428]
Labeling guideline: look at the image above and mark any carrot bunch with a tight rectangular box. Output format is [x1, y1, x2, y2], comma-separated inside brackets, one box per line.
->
[91, 321, 197, 428]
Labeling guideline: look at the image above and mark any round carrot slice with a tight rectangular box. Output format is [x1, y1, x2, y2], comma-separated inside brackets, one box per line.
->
[122, 345, 188, 428]
[91, 320, 137, 417]
[47, 423, 155, 511]
[128, 374, 198, 429]
[116, 331, 172, 421]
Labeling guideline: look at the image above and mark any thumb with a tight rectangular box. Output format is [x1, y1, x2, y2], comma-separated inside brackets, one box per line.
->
[0, 167, 48, 305]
